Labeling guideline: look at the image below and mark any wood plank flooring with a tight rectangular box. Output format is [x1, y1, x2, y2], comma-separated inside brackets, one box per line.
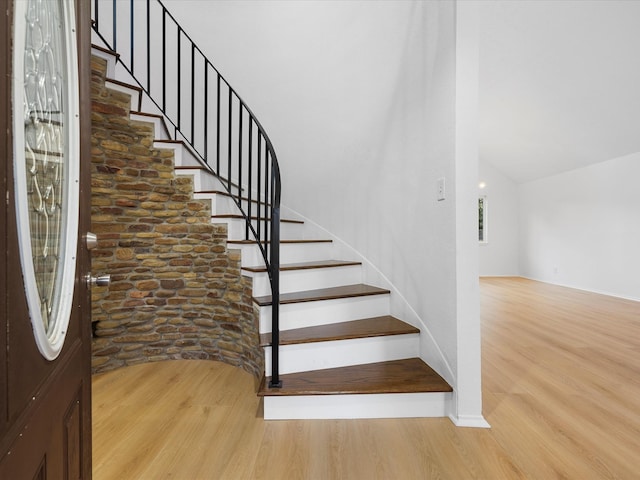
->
[93, 277, 640, 479]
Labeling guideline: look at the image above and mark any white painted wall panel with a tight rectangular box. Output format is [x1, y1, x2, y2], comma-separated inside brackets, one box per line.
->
[519, 152, 640, 301]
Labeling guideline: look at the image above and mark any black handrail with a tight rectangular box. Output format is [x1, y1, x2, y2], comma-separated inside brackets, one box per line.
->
[92, 0, 282, 387]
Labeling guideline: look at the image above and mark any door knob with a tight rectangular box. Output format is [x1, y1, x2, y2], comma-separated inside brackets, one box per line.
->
[86, 274, 111, 287]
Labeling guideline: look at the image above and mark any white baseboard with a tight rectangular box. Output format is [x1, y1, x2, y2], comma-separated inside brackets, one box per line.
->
[448, 414, 491, 428]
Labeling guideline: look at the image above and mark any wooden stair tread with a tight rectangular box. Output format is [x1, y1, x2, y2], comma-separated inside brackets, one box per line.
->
[91, 44, 119, 58]
[105, 77, 142, 93]
[195, 189, 271, 206]
[258, 358, 452, 396]
[260, 316, 419, 346]
[154, 139, 186, 146]
[174, 165, 207, 170]
[212, 214, 303, 224]
[243, 259, 361, 273]
[229, 239, 331, 245]
[130, 110, 163, 119]
[254, 283, 389, 307]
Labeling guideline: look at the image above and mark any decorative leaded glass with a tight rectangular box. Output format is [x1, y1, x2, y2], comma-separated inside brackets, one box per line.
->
[14, 0, 80, 360]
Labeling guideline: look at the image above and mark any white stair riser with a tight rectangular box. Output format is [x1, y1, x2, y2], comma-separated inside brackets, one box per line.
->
[248, 264, 362, 297]
[264, 334, 419, 375]
[214, 218, 304, 242]
[234, 242, 333, 267]
[263, 392, 451, 420]
[259, 294, 390, 333]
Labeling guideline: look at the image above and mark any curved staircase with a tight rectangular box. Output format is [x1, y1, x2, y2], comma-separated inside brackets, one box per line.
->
[90, 3, 452, 419]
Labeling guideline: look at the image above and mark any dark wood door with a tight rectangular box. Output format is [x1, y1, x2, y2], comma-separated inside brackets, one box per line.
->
[1, 1, 92, 478]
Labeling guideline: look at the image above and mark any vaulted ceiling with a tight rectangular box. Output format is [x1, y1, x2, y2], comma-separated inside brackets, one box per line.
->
[477, 0, 640, 184]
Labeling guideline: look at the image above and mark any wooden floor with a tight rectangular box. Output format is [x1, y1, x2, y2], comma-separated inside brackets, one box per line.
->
[93, 277, 640, 479]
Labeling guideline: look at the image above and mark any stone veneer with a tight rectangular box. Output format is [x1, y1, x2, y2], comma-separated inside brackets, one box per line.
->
[90, 55, 263, 379]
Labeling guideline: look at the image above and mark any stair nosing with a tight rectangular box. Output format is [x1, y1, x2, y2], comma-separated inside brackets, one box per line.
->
[105, 77, 142, 93]
[130, 110, 162, 119]
[153, 139, 185, 146]
[175, 165, 208, 170]
[91, 44, 119, 58]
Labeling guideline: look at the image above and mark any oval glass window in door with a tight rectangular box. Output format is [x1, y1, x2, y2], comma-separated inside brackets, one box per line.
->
[13, 0, 80, 360]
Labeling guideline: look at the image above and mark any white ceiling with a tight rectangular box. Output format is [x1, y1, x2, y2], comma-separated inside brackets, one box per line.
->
[477, 0, 640, 184]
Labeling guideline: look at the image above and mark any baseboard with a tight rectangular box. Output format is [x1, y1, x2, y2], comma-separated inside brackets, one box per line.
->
[448, 414, 491, 428]
[518, 275, 640, 303]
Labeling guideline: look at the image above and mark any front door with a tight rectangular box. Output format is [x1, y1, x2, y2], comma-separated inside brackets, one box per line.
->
[1, 1, 92, 478]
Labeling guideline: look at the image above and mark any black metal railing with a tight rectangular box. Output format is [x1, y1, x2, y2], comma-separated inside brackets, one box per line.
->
[92, 0, 282, 387]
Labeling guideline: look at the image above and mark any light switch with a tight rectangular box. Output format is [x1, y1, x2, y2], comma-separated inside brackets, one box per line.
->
[437, 177, 446, 201]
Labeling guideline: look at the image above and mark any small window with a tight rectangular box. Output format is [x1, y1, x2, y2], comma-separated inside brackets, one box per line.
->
[479, 196, 487, 244]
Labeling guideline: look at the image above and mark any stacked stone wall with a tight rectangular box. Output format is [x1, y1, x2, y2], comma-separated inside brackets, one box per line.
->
[90, 55, 263, 380]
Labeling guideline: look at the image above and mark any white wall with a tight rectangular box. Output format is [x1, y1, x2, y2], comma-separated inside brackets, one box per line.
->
[478, 159, 519, 276]
[520, 152, 640, 301]
[162, 0, 484, 419]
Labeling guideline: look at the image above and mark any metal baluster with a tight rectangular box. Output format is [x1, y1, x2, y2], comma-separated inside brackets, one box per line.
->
[238, 103, 243, 205]
[204, 63, 208, 166]
[190, 43, 195, 144]
[247, 119, 253, 240]
[228, 88, 232, 192]
[112, 0, 117, 51]
[146, 0, 150, 92]
[130, 0, 134, 75]
[94, 0, 99, 32]
[177, 26, 181, 130]
[264, 141, 270, 255]
[162, 8, 166, 111]
[216, 74, 221, 173]
[257, 134, 262, 241]
[269, 157, 282, 388]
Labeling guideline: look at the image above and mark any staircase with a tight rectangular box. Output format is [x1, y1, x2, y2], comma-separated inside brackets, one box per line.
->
[91, 3, 452, 420]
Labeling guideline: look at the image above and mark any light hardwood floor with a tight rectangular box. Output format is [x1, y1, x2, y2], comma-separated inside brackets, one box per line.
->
[93, 277, 640, 479]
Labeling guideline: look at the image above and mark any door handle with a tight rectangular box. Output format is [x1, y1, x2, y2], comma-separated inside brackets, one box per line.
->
[86, 274, 111, 287]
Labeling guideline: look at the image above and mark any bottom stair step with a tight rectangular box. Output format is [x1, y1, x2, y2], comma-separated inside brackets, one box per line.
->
[258, 358, 453, 420]
[258, 358, 452, 396]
